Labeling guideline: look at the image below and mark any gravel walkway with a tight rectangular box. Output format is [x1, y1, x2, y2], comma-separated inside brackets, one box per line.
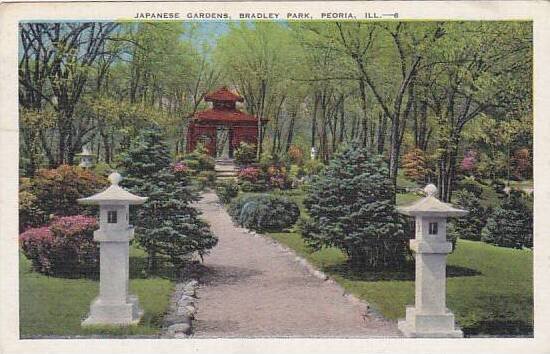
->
[192, 192, 399, 338]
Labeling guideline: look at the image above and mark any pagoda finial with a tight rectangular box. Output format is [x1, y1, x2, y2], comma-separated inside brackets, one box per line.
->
[108, 172, 123, 186]
[424, 184, 438, 197]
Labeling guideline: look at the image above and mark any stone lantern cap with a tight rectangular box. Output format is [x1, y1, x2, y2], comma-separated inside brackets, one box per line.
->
[397, 184, 468, 217]
[78, 172, 148, 206]
[76, 146, 94, 157]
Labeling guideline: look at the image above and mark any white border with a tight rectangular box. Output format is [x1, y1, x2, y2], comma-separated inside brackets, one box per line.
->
[1, 2, 549, 353]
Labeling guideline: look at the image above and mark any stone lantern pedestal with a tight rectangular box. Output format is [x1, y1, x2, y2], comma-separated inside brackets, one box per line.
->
[78, 172, 147, 326]
[397, 184, 467, 338]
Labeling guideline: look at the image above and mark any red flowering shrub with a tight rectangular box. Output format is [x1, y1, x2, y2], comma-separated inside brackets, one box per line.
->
[172, 161, 189, 174]
[266, 165, 291, 189]
[30, 165, 108, 218]
[238, 167, 261, 183]
[511, 148, 532, 180]
[20, 215, 99, 277]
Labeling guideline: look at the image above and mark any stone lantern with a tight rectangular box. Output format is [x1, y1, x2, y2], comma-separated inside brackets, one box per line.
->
[397, 184, 468, 338]
[78, 172, 147, 326]
[76, 146, 94, 168]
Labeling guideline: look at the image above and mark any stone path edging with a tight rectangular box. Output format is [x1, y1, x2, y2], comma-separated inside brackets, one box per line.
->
[161, 279, 199, 338]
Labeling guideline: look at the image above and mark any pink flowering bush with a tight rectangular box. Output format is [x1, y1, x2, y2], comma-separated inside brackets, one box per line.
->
[238, 167, 261, 183]
[172, 161, 189, 174]
[460, 150, 477, 175]
[20, 215, 99, 277]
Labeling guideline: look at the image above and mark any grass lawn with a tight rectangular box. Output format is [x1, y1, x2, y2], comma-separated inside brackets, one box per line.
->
[265, 233, 533, 336]
[19, 245, 173, 337]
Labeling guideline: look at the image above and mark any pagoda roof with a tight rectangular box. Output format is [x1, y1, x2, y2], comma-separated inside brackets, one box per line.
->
[205, 86, 244, 102]
[194, 108, 267, 123]
[397, 184, 468, 217]
[78, 173, 147, 205]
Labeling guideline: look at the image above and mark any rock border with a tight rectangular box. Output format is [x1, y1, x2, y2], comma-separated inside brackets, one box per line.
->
[162, 279, 199, 338]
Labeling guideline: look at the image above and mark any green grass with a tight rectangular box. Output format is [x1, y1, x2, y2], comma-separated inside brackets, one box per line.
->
[268, 230, 533, 336]
[19, 245, 173, 337]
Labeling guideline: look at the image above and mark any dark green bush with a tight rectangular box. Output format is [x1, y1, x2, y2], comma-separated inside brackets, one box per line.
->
[302, 145, 408, 271]
[216, 179, 239, 204]
[448, 190, 487, 241]
[228, 194, 300, 232]
[481, 190, 533, 249]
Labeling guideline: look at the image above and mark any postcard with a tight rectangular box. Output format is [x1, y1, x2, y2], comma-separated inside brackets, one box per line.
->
[0, 1, 549, 353]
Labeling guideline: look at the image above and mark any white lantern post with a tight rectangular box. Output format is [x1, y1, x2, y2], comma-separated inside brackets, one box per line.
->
[77, 146, 95, 168]
[397, 184, 468, 338]
[78, 172, 147, 326]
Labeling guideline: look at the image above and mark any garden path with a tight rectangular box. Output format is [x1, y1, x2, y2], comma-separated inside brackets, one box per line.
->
[192, 192, 399, 337]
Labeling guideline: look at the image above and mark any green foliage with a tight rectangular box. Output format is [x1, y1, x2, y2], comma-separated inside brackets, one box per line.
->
[302, 145, 408, 271]
[28, 165, 108, 218]
[228, 194, 300, 232]
[19, 178, 47, 231]
[180, 143, 216, 173]
[481, 190, 533, 249]
[303, 159, 325, 176]
[234, 142, 257, 165]
[448, 190, 487, 242]
[216, 179, 239, 204]
[119, 126, 217, 271]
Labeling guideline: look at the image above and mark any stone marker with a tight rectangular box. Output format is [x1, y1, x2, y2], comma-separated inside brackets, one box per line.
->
[397, 184, 468, 338]
[78, 172, 147, 326]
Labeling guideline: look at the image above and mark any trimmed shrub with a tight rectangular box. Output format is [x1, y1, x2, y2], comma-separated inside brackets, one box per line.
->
[457, 176, 485, 196]
[19, 215, 99, 276]
[228, 194, 300, 232]
[481, 190, 533, 249]
[216, 179, 239, 204]
[234, 142, 257, 165]
[448, 190, 487, 241]
[302, 145, 408, 271]
[30, 165, 108, 218]
[179, 143, 215, 176]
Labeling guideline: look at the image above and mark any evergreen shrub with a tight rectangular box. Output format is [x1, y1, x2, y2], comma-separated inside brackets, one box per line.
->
[119, 125, 217, 272]
[234, 142, 256, 165]
[216, 179, 239, 204]
[448, 190, 487, 241]
[301, 145, 408, 271]
[481, 190, 533, 249]
[228, 194, 300, 232]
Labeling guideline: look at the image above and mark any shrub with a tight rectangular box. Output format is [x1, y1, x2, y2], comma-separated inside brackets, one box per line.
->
[402, 148, 428, 183]
[266, 165, 291, 189]
[237, 166, 266, 192]
[30, 165, 108, 218]
[457, 176, 485, 196]
[234, 142, 257, 165]
[216, 179, 239, 204]
[303, 159, 324, 176]
[302, 145, 408, 271]
[180, 143, 215, 174]
[19, 178, 47, 231]
[19, 215, 99, 276]
[511, 148, 532, 180]
[447, 190, 487, 241]
[119, 125, 217, 272]
[228, 194, 300, 232]
[460, 150, 478, 176]
[481, 190, 533, 249]
[197, 170, 217, 189]
[287, 145, 304, 165]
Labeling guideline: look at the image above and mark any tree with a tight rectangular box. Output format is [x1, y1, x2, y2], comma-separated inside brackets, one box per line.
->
[119, 125, 217, 272]
[402, 147, 429, 183]
[301, 145, 408, 270]
[481, 190, 532, 249]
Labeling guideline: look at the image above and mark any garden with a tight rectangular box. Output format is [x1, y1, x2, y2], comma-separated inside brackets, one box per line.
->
[18, 20, 532, 338]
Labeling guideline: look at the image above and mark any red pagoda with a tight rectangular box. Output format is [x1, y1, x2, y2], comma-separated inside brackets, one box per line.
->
[186, 86, 267, 158]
